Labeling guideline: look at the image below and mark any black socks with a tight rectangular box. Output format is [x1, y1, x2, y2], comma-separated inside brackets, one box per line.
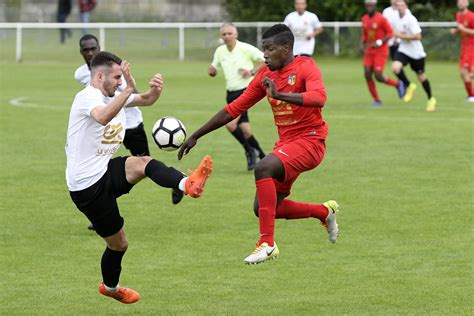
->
[422, 79, 432, 99]
[396, 69, 410, 87]
[101, 247, 125, 288]
[145, 160, 185, 190]
[247, 136, 265, 159]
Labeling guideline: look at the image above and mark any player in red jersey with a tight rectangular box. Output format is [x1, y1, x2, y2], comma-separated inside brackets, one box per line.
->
[178, 24, 339, 264]
[451, 0, 474, 102]
[361, 0, 405, 106]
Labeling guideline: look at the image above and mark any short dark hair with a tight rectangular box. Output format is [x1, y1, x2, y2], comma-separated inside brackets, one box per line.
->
[262, 24, 294, 47]
[90, 51, 122, 70]
[79, 34, 99, 48]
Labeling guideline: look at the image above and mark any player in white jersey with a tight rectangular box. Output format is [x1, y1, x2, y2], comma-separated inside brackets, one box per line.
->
[66, 51, 213, 304]
[75, 35, 184, 216]
[383, 0, 410, 60]
[283, 0, 323, 56]
[391, 0, 436, 112]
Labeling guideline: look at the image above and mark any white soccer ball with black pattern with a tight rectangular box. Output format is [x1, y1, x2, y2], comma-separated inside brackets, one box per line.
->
[151, 117, 187, 151]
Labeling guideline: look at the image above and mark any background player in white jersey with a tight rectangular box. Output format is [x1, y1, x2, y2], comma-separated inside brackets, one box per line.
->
[383, 0, 410, 60]
[391, 0, 437, 112]
[283, 0, 323, 56]
[208, 23, 266, 170]
[66, 51, 213, 304]
[75, 35, 184, 217]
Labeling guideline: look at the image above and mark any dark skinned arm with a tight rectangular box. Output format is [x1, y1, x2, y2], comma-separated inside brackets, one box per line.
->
[177, 109, 233, 159]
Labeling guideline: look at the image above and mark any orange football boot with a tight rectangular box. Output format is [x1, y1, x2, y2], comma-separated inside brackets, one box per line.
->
[185, 155, 213, 198]
[99, 282, 140, 304]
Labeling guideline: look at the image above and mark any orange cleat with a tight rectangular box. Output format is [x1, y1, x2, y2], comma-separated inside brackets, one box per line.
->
[99, 282, 140, 304]
[185, 155, 213, 198]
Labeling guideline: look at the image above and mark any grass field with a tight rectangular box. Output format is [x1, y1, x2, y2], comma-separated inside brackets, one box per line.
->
[0, 57, 473, 315]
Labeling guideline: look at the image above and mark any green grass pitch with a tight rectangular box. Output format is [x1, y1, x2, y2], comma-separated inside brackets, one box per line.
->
[0, 57, 472, 314]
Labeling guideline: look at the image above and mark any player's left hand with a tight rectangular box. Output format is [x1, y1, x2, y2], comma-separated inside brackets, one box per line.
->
[262, 77, 279, 98]
[178, 136, 197, 160]
[239, 68, 252, 79]
[149, 73, 164, 92]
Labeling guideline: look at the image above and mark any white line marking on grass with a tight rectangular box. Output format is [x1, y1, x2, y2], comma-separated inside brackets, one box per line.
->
[9, 97, 65, 111]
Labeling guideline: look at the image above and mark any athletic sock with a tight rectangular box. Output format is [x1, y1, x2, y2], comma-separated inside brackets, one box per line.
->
[464, 81, 474, 97]
[247, 135, 265, 159]
[231, 127, 253, 153]
[421, 79, 432, 99]
[256, 178, 277, 247]
[367, 80, 380, 101]
[384, 77, 398, 87]
[276, 199, 328, 222]
[145, 159, 185, 190]
[396, 69, 410, 87]
[101, 247, 125, 289]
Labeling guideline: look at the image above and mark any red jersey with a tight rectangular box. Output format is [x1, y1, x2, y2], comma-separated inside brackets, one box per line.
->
[362, 12, 392, 52]
[456, 10, 474, 48]
[225, 56, 327, 143]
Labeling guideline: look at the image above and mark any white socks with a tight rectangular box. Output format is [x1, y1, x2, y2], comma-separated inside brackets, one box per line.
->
[178, 177, 188, 192]
[104, 284, 119, 293]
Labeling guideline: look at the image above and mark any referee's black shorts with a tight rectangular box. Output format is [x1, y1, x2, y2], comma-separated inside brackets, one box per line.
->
[70, 156, 134, 238]
[226, 88, 249, 124]
[394, 51, 425, 74]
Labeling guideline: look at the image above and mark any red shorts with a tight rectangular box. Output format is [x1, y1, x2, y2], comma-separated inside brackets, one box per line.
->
[364, 49, 388, 72]
[459, 47, 474, 72]
[272, 137, 326, 194]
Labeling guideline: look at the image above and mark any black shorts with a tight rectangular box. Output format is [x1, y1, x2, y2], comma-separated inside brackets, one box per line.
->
[389, 45, 398, 60]
[70, 156, 134, 238]
[226, 89, 249, 124]
[123, 123, 150, 156]
[394, 51, 425, 74]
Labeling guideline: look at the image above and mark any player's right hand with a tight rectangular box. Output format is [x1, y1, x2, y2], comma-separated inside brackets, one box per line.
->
[178, 136, 197, 160]
[208, 66, 217, 77]
[121, 61, 136, 90]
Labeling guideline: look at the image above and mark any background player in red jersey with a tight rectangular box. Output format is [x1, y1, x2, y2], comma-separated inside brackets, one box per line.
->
[451, 0, 474, 102]
[178, 24, 339, 264]
[361, 0, 405, 106]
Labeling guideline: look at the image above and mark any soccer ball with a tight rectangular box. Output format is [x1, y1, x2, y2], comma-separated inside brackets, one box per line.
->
[151, 117, 187, 151]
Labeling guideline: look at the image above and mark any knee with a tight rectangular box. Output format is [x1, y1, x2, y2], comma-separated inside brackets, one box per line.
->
[364, 71, 372, 80]
[374, 73, 385, 82]
[254, 161, 273, 179]
[108, 238, 128, 252]
[391, 63, 400, 74]
[417, 73, 426, 81]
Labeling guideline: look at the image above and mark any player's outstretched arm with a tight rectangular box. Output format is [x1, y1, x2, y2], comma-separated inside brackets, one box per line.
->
[178, 109, 233, 160]
[127, 73, 164, 107]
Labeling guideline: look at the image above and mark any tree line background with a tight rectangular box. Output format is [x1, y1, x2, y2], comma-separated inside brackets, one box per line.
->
[224, 0, 459, 22]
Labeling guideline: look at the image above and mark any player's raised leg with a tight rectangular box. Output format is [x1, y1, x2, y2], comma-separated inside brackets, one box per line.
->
[125, 155, 213, 198]
[392, 59, 415, 102]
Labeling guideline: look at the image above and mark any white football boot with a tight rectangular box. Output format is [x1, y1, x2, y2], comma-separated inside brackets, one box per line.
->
[243, 242, 279, 264]
[322, 200, 339, 243]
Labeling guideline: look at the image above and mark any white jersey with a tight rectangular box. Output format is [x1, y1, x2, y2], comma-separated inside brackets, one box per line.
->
[74, 63, 144, 129]
[382, 6, 411, 47]
[284, 11, 322, 56]
[394, 13, 426, 59]
[65, 85, 135, 191]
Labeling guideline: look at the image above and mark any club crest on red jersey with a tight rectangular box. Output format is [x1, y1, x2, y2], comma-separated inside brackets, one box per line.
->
[288, 75, 296, 85]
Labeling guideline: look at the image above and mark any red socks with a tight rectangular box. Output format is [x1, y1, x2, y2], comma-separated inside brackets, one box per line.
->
[367, 80, 380, 101]
[384, 77, 398, 87]
[276, 199, 328, 222]
[256, 178, 277, 246]
[465, 81, 474, 97]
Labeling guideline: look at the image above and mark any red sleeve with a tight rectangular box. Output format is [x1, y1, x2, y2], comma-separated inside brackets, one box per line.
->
[224, 72, 267, 118]
[301, 60, 327, 107]
[382, 16, 393, 38]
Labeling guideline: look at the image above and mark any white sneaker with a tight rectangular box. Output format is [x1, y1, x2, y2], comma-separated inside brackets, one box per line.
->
[322, 200, 339, 243]
[243, 242, 279, 264]
[466, 96, 474, 103]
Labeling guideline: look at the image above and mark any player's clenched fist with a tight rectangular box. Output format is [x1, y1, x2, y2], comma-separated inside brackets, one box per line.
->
[262, 77, 279, 98]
